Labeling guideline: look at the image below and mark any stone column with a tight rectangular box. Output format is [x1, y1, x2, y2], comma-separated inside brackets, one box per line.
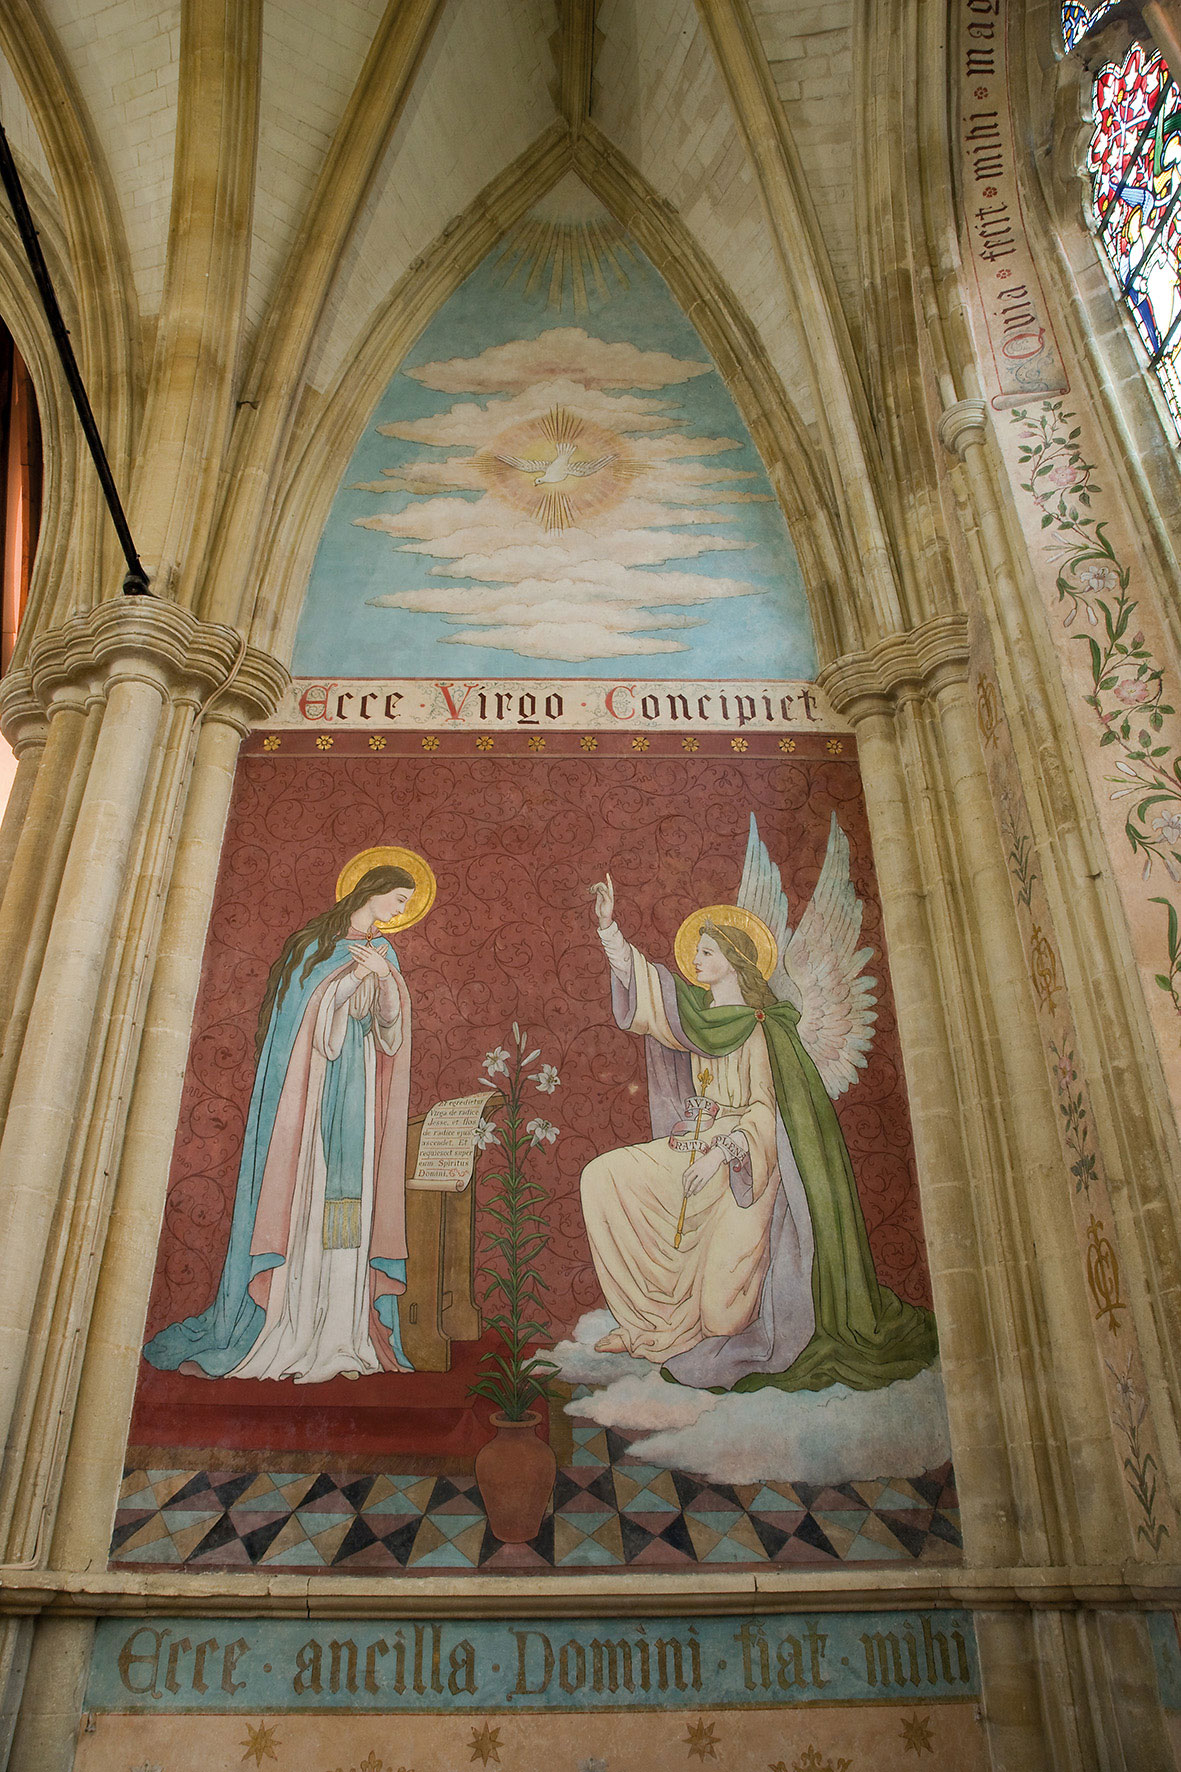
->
[0, 674, 45, 903]
[0, 663, 167, 1447]
[824, 649, 1022, 1570]
[0, 688, 96, 1110]
[0, 602, 284, 1494]
[0, 1618, 33, 1769]
[823, 615, 1139, 1768]
[5, 1618, 93, 1772]
[0, 604, 285, 1772]
[52, 679, 283, 1569]
[972, 1611, 1053, 1772]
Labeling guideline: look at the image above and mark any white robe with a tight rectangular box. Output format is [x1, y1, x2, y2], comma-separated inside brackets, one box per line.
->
[580, 929, 792, 1363]
[228, 969, 403, 1383]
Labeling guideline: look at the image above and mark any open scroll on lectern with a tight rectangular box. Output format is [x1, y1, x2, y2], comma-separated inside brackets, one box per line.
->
[409, 1090, 497, 1190]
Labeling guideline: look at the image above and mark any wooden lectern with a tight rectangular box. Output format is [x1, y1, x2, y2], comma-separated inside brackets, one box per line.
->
[399, 1094, 501, 1372]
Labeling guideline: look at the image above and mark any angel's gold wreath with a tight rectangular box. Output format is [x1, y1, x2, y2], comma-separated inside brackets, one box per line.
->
[335, 845, 437, 935]
[674, 904, 778, 984]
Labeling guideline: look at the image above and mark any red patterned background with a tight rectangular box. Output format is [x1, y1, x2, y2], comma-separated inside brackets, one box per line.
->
[141, 735, 931, 1377]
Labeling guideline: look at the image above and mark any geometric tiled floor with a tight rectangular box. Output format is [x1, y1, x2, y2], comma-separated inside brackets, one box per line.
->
[113, 1415, 961, 1574]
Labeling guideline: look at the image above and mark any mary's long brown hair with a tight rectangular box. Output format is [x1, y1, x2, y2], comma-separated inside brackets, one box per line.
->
[254, 864, 415, 1056]
[703, 920, 776, 1011]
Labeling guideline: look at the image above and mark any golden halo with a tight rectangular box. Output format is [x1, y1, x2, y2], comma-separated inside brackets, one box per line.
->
[335, 845, 437, 935]
[674, 904, 778, 984]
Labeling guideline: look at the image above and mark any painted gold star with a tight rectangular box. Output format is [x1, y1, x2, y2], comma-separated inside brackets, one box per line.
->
[900, 1711, 935, 1754]
[469, 1721, 503, 1765]
[240, 1719, 280, 1765]
[684, 1718, 719, 1761]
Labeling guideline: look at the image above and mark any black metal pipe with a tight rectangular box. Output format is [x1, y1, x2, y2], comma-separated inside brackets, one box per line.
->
[0, 117, 150, 595]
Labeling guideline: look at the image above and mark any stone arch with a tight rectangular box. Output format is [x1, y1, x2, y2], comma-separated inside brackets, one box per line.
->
[0, 208, 81, 673]
[0, 0, 140, 615]
[242, 125, 848, 672]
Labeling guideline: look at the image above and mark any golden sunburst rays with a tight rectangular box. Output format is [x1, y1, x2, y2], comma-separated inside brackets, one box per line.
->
[536, 487, 575, 533]
[545, 404, 582, 449]
[492, 211, 648, 314]
[481, 405, 641, 532]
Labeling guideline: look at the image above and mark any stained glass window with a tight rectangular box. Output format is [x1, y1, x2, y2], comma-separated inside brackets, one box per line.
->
[1062, 1, 1120, 53]
[1082, 38, 1181, 431]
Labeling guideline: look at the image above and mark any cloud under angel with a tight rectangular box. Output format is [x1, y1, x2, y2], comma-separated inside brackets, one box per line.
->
[552, 1313, 951, 1485]
[355, 329, 776, 662]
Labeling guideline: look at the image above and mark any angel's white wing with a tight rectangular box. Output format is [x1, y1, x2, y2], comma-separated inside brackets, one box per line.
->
[736, 813, 798, 1007]
[495, 452, 549, 472]
[568, 453, 615, 476]
[783, 813, 877, 1098]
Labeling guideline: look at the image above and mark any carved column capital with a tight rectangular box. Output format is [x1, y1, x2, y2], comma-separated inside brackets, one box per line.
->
[818, 614, 971, 723]
[0, 669, 47, 756]
[11, 599, 289, 737]
[938, 398, 989, 460]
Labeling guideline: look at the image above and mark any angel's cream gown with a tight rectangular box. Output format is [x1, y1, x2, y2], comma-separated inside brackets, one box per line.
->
[581, 931, 782, 1362]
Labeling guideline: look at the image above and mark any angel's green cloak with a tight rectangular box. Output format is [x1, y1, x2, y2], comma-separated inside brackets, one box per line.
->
[667, 978, 938, 1394]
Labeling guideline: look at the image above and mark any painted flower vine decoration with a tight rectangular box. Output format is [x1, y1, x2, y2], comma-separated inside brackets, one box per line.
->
[1012, 401, 1181, 1013]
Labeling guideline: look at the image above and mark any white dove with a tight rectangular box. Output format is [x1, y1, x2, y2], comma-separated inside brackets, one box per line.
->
[495, 440, 614, 485]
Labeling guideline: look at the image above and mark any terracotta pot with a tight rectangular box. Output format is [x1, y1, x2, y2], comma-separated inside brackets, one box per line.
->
[475, 1410, 558, 1543]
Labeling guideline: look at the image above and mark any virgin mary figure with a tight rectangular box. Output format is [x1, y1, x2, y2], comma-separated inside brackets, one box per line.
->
[143, 846, 436, 1384]
[581, 815, 937, 1393]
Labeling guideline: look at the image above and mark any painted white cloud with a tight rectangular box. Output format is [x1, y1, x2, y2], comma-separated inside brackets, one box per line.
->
[377, 380, 682, 446]
[370, 566, 762, 662]
[553, 1313, 951, 1485]
[403, 328, 714, 394]
[355, 328, 777, 661]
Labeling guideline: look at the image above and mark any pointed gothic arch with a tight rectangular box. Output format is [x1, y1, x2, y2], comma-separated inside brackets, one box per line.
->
[0, 205, 81, 672]
[246, 123, 848, 675]
[0, 0, 140, 612]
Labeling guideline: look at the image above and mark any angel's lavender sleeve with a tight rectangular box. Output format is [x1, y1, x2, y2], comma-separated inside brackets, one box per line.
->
[598, 921, 636, 1028]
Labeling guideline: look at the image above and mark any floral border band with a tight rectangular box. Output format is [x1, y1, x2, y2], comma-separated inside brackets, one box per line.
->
[972, 620, 1172, 1552]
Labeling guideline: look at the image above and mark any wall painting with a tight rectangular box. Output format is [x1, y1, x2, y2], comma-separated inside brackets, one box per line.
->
[116, 723, 953, 1576]
[116, 176, 953, 1580]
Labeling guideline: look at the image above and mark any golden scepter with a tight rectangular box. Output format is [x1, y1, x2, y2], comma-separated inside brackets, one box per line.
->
[674, 1065, 713, 1250]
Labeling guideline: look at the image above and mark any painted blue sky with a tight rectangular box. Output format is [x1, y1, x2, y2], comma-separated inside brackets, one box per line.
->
[294, 178, 815, 680]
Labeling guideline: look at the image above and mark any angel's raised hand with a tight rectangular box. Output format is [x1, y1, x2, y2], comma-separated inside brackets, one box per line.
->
[590, 873, 615, 930]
